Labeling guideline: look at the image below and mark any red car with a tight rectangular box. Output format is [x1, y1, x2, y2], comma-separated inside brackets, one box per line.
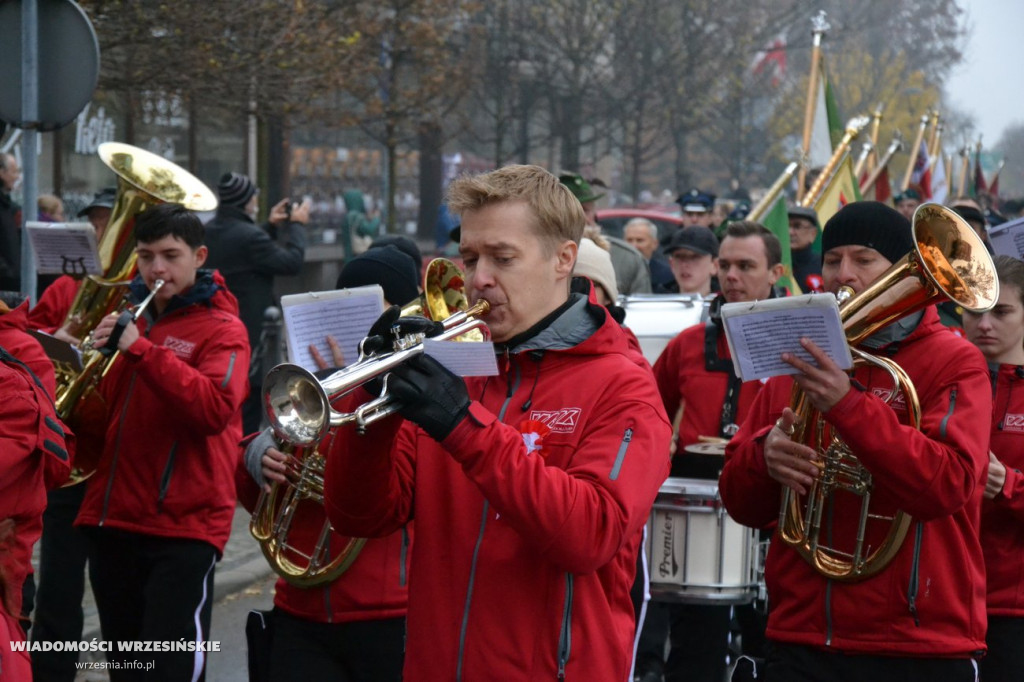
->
[596, 207, 684, 242]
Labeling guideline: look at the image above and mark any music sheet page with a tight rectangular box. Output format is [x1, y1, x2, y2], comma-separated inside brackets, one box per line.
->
[26, 221, 102, 275]
[720, 293, 852, 382]
[280, 286, 384, 373]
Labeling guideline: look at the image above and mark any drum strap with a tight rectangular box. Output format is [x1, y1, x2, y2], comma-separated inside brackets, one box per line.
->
[704, 322, 742, 438]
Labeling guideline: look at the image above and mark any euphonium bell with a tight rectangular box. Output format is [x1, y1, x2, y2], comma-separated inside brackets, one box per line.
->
[778, 203, 998, 581]
[251, 258, 489, 585]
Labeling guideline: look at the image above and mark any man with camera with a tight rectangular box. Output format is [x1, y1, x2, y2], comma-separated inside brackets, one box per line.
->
[204, 171, 310, 433]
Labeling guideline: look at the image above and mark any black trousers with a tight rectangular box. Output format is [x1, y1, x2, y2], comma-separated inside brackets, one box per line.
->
[982, 615, 1024, 682]
[31, 483, 90, 682]
[764, 643, 978, 682]
[86, 528, 218, 682]
[266, 609, 405, 682]
[665, 603, 731, 682]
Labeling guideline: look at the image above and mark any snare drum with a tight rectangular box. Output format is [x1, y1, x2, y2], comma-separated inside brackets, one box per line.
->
[646, 477, 760, 604]
[620, 294, 707, 363]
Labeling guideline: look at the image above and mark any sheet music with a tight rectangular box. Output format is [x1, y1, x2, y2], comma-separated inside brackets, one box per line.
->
[721, 293, 852, 382]
[988, 215, 1024, 260]
[280, 286, 384, 373]
[423, 338, 499, 377]
[28, 329, 84, 371]
[25, 221, 102, 275]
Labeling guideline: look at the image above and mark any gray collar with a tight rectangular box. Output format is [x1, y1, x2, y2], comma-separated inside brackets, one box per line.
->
[507, 294, 597, 354]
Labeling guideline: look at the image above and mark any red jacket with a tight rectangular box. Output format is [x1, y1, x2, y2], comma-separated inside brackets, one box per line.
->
[653, 321, 763, 468]
[26, 273, 79, 334]
[720, 307, 990, 657]
[75, 271, 250, 553]
[0, 350, 70, 619]
[0, 300, 56, 397]
[982, 363, 1024, 616]
[324, 296, 671, 682]
[235, 431, 409, 624]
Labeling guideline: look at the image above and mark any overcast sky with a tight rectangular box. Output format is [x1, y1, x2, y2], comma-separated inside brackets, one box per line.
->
[945, 0, 1023, 147]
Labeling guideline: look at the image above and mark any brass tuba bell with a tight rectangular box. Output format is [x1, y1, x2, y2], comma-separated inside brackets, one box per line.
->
[53, 142, 217, 486]
[778, 203, 998, 581]
[251, 257, 490, 586]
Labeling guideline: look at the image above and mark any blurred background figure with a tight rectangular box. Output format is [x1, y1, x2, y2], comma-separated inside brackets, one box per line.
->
[36, 194, 65, 223]
[0, 152, 23, 292]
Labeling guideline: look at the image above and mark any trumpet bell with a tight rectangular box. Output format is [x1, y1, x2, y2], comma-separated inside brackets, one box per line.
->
[264, 364, 332, 447]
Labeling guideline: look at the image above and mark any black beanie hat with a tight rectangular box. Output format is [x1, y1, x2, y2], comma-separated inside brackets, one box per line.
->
[370, 235, 423, 282]
[336, 245, 419, 306]
[822, 201, 914, 265]
[218, 172, 256, 207]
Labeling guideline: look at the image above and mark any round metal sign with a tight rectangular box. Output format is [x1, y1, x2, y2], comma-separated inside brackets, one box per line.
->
[0, 0, 100, 131]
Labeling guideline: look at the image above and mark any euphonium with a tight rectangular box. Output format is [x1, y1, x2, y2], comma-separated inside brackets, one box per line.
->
[251, 258, 490, 585]
[54, 142, 217, 485]
[778, 203, 998, 581]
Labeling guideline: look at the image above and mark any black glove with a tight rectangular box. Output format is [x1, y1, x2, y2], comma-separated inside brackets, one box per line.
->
[388, 354, 470, 442]
[362, 305, 443, 356]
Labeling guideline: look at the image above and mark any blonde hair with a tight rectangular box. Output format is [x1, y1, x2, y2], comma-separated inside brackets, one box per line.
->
[38, 194, 63, 218]
[446, 164, 585, 254]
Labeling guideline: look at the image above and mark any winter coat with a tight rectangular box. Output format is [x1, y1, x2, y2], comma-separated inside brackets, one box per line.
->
[324, 294, 671, 681]
[720, 306, 990, 658]
[204, 205, 306, 349]
[75, 271, 250, 553]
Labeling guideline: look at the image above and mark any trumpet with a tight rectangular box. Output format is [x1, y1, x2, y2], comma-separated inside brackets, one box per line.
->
[264, 299, 489, 446]
[251, 258, 488, 585]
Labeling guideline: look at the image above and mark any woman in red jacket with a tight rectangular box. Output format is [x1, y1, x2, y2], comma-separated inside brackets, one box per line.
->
[964, 254, 1024, 682]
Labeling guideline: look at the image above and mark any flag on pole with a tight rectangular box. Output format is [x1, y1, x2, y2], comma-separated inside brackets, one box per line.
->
[990, 160, 1004, 199]
[762, 196, 800, 294]
[910, 139, 932, 199]
[973, 147, 989, 197]
[815, 155, 863, 229]
[930, 153, 948, 205]
[861, 165, 892, 204]
[807, 57, 842, 168]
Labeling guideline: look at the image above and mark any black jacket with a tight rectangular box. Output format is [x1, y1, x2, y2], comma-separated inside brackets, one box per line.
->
[0, 191, 21, 291]
[203, 204, 306, 348]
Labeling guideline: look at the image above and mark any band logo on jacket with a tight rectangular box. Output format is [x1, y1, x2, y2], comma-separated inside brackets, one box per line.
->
[529, 407, 582, 434]
[870, 386, 908, 413]
[1001, 413, 1024, 433]
[164, 335, 197, 360]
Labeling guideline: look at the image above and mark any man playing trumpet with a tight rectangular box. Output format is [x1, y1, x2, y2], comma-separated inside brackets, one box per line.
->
[323, 164, 671, 681]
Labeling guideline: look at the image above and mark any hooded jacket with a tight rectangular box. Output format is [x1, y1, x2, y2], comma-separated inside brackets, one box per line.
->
[720, 306, 990, 657]
[324, 293, 671, 682]
[203, 205, 306, 348]
[75, 270, 250, 553]
[982, 363, 1024, 616]
[0, 300, 55, 397]
[0, 349, 70, 618]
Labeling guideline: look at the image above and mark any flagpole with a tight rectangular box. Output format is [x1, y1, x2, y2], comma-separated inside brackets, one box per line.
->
[747, 162, 798, 222]
[853, 141, 874, 180]
[900, 114, 929, 192]
[860, 135, 903, 196]
[926, 110, 941, 153]
[797, 12, 830, 203]
[956, 146, 970, 197]
[929, 123, 944, 164]
[945, 153, 953, 199]
[800, 115, 870, 208]
[865, 104, 884, 175]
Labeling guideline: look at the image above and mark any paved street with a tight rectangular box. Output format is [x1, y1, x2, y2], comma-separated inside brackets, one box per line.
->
[27, 503, 276, 682]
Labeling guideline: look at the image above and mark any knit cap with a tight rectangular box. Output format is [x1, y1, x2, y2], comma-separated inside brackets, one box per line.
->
[217, 172, 256, 207]
[822, 201, 914, 265]
[574, 237, 619, 301]
[336, 245, 419, 307]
